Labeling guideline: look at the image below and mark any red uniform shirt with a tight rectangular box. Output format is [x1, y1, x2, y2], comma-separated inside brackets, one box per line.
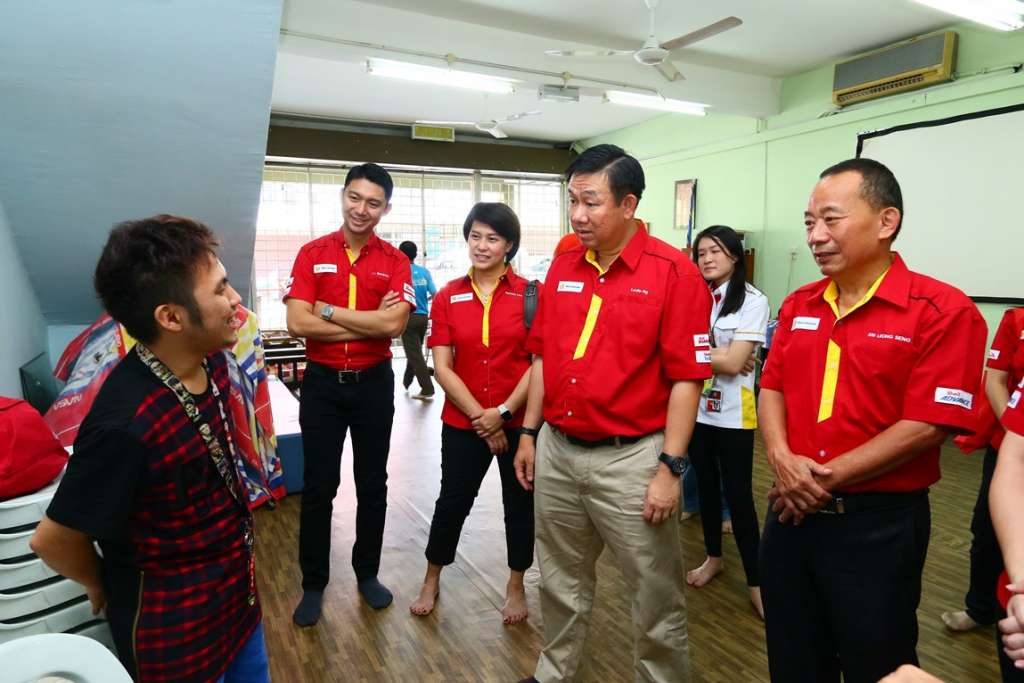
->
[1000, 377, 1024, 436]
[427, 268, 539, 430]
[761, 253, 987, 492]
[285, 230, 415, 370]
[525, 222, 712, 440]
[986, 308, 1024, 448]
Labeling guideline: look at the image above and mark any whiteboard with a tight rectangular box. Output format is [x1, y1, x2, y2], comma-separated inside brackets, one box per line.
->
[857, 105, 1024, 302]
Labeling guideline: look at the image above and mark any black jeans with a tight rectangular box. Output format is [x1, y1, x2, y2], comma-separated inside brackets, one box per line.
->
[425, 425, 534, 571]
[401, 313, 433, 394]
[760, 491, 931, 683]
[687, 422, 760, 586]
[298, 361, 395, 589]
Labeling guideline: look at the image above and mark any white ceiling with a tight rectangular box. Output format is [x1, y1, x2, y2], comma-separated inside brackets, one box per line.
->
[273, 0, 960, 143]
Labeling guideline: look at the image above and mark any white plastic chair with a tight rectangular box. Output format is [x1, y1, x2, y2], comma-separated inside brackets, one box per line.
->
[0, 632, 131, 682]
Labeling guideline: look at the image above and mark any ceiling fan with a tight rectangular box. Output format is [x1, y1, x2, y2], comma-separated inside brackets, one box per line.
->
[544, 0, 742, 83]
[415, 110, 541, 139]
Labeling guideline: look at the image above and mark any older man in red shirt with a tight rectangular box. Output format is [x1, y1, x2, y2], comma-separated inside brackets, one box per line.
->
[514, 144, 712, 683]
[759, 158, 987, 683]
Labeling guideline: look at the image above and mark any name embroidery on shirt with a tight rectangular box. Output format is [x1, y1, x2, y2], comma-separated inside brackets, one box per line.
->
[450, 292, 474, 304]
[313, 263, 338, 274]
[791, 316, 820, 331]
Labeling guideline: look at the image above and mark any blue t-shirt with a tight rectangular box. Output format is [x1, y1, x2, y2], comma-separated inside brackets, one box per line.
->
[410, 263, 436, 315]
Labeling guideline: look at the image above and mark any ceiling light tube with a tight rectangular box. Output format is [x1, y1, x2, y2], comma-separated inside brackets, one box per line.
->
[604, 90, 707, 116]
[910, 0, 1024, 31]
[366, 58, 516, 94]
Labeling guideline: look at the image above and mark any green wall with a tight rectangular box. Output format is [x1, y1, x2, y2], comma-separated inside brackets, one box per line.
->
[581, 22, 1024, 335]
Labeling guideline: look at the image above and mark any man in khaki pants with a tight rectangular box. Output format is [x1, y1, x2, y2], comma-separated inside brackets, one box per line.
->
[514, 144, 712, 682]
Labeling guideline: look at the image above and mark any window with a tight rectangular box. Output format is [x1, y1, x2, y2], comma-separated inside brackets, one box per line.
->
[253, 163, 565, 330]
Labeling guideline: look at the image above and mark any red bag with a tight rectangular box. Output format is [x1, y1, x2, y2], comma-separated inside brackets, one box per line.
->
[0, 397, 68, 500]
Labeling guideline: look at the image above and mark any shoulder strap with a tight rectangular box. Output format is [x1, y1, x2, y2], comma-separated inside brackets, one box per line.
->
[523, 280, 540, 330]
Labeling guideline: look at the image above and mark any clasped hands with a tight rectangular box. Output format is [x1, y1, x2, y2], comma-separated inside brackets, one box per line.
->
[767, 449, 834, 525]
[469, 407, 507, 455]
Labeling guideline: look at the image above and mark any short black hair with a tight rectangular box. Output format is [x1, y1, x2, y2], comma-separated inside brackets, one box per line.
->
[565, 144, 645, 204]
[345, 163, 394, 202]
[820, 157, 904, 240]
[398, 240, 418, 262]
[462, 203, 521, 262]
[94, 215, 220, 344]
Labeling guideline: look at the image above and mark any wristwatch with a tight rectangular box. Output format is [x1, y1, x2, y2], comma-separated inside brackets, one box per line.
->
[497, 404, 514, 422]
[320, 303, 335, 321]
[658, 452, 686, 476]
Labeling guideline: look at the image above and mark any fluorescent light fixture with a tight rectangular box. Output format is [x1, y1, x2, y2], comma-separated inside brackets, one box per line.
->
[366, 58, 516, 94]
[910, 0, 1024, 31]
[604, 90, 707, 116]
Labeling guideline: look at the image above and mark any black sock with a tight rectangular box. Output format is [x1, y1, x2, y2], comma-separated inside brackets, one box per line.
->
[358, 577, 393, 609]
[292, 589, 323, 626]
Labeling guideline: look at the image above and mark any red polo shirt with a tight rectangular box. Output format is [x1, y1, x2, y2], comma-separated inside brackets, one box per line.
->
[987, 308, 1024, 448]
[761, 253, 987, 492]
[1000, 377, 1024, 436]
[285, 230, 415, 370]
[427, 268, 538, 430]
[525, 222, 712, 440]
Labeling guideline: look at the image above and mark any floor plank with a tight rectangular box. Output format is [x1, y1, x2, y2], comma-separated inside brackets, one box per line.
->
[254, 361, 1000, 682]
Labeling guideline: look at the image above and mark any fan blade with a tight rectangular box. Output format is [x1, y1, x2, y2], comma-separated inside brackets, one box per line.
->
[660, 16, 742, 51]
[544, 48, 632, 58]
[654, 61, 684, 83]
[487, 126, 509, 139]
[416, 120, 476, 126]
[504, 110, 542, 122]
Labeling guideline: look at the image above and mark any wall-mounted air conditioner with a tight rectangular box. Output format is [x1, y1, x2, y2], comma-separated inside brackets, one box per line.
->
[833, 31, 957, 107]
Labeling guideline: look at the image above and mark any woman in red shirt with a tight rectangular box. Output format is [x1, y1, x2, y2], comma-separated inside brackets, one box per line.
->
[409, 202, 539, 624]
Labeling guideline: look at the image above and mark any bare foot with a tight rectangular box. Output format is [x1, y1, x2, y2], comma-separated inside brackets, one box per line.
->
[721, 520, 733, 534]
[502, 584, 529, 625]
[686, 556, 723, 587]
[409, 580, 439, 616]
[749, 586, 764, 620]
[941, 610, 979, 632]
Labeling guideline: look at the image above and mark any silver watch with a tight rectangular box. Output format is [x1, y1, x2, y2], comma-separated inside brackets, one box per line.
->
[498, 404, 514, 422]
[320, 303, 335, 321]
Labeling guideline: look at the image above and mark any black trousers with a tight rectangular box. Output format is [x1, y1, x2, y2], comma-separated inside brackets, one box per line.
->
[687, 421, 760, 586]
[966, 446, 1004, 625]
[760, 491, 931, 683]
[298, 361, 395, 589]
[401, 313, 433, 394]
[425, 424, 534, 572]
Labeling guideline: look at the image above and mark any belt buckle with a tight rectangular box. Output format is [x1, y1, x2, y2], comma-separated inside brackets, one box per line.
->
[338, 370, 360, 384]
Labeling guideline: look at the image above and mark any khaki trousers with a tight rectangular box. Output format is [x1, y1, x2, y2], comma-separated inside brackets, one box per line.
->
[532, 425, 690, 683]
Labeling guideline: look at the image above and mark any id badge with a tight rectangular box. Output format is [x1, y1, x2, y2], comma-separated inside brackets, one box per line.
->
[702, 378, 722, 414]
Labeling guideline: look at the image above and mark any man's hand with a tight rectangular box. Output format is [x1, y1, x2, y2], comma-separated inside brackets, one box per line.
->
[1000, 589, 1024, 665]
[643, 467, 680, 525]
[878, 664, 944, 682]
[770, 450, 833, 520]
[513, 437, 535, 491]
[485, 430, 509, 455]
[377, 291, 400, 311]
[471, 408, 504, 438]
[85, 579, 107, 616]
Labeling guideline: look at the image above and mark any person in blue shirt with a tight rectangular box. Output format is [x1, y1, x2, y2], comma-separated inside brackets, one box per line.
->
[399, 241, 437, 398]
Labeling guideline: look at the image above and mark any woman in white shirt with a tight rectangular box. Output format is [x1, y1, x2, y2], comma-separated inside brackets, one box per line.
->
[684, 225, 770, 619]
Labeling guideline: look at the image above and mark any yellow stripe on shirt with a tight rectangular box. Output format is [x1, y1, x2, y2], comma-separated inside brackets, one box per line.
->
[345, 249, 357, 310]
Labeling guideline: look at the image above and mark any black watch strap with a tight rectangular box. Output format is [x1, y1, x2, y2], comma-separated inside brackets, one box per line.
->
[658, 452, 685, 476]
[519, 426, 540, 438]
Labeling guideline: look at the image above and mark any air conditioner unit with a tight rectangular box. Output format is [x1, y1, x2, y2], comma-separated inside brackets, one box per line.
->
[832, 31, 957, 107]
[411, 124, 455, 142]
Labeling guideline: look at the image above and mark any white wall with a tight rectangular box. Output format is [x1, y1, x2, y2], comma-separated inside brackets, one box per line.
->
[0, 202, 46, 397]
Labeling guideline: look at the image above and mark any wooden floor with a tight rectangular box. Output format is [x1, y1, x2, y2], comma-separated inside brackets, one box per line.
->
[254, 360, 1000, 682]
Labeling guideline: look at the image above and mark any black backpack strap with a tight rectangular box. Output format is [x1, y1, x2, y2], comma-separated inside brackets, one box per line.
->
[523, 280, 540, 330]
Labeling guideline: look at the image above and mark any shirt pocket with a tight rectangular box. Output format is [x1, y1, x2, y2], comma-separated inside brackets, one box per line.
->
[712, 314, 739, 348]
[611, 293, 661, 359]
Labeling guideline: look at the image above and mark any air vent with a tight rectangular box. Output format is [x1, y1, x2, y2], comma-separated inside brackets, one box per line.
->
[833, 31, 957, 107]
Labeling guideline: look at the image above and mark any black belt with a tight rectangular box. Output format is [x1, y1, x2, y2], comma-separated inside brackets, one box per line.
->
[306, 359, 391, 385]
[818, 488, 928, 515]
[557, 428, 648, 449]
